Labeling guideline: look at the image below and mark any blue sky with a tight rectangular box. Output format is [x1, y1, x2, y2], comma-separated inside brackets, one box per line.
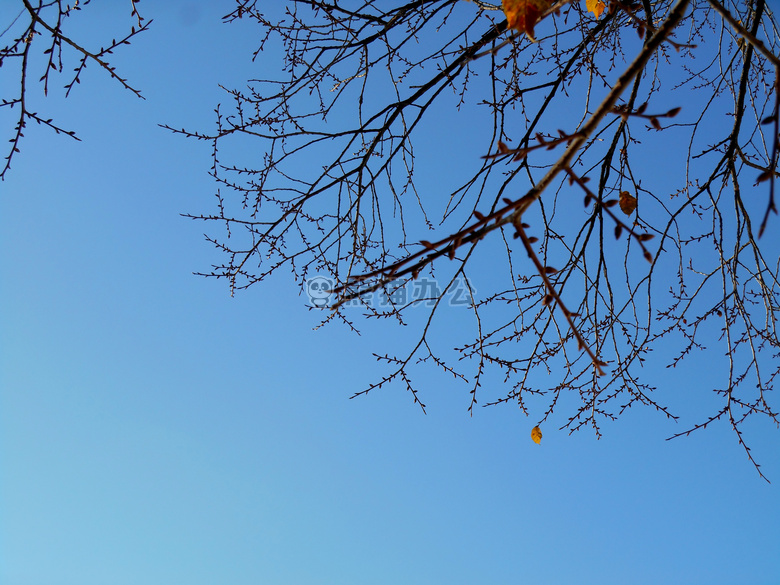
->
[1, 2, 779, 584]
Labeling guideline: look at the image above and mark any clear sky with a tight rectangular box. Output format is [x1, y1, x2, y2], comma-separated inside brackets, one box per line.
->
[1, 2, 778, 585]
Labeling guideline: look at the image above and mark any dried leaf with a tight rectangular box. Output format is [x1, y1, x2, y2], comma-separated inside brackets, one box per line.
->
[586, 0, 606, 18]
[502, 0, 552, 39]
[531, 425, 542, 444]
[619, 191, 637, 215]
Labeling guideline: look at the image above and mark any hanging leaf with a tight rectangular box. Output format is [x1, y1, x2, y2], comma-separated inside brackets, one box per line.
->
[531, 425, 543, 444]
[619, 191, 637, 215]
[502, 0, 552, 39]
[586, 0, 606, 18]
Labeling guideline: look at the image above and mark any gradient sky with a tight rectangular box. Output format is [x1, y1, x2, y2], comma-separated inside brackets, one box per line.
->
[1, 2, 779, 585]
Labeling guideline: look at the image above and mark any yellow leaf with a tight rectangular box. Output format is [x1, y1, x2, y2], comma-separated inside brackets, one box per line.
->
[502, 0, 552, 39]
[619, 191, 637, 215]
[586, 0, 606, 18]
[531, 425, 542, 444]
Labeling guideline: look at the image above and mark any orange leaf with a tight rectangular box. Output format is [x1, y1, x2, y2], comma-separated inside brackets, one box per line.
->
[502, 0, 552, 39]
[619, 191, 637, 215]
[586, 0, 606, 18]
[531, 425, 542, 444]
